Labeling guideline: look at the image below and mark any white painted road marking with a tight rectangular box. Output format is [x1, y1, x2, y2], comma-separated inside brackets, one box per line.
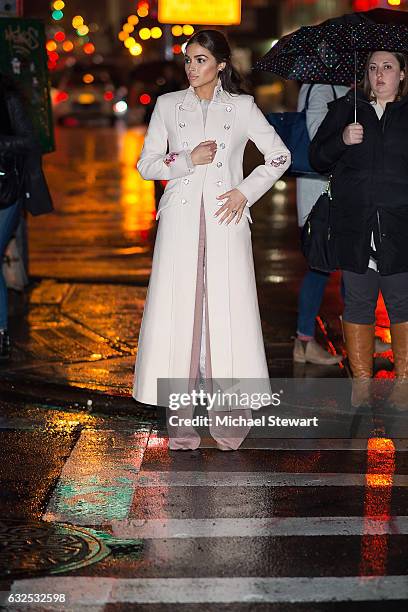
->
[111, 516, 408, 538]
[136, 471, 408, 487]
[9, 576, 408, 605]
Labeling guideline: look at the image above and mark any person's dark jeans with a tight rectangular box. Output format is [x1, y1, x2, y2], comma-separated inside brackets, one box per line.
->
[0, 201, 21, 329]
[297, 269, 331, 337]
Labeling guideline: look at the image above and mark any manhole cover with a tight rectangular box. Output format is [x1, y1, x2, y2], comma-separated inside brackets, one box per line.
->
[0, 519, 110, 578]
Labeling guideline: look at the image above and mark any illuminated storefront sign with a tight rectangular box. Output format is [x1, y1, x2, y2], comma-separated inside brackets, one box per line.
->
[158, 0, 241, 26]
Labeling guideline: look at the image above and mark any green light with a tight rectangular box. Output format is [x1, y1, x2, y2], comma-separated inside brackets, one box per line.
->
[52, 10, 64, 21]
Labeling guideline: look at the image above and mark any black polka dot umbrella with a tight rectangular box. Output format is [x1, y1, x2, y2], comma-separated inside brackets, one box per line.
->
[254, 22, 408, 85]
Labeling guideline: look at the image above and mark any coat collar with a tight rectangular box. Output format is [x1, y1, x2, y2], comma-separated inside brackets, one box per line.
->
[180, 79, 229, 110]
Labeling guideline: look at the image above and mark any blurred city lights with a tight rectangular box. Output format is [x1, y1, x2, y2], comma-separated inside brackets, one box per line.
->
[63, 40, 74, 52]
[46, 40, 57, 52]
[118, 31, 128, 41]
[113, 101, 128, 114]
[171, 25, 183, 36]
[104, 91, 114, 101]
[123, 23, 134, 33]
[83, 42, 95, 54]
[128, 15, 139, 25]
[77, 25, 89, 36]
[173, 44, 182, 54]
[139, 27, 151, 40]
[151, 27, 162, 39]
[52, 10, 64, 21]
[47, 61, 57, 70]
[140, 93, 151, 105]
[387, 0, 401, 5]
[54, 90, 69, 103]
[124, 36, 136, 48]
[137, 7, 149, 18]
[274, 180, 287, 191]
[83, 73, 94, 84]
[183, 25, 194, 35]
[130, 44, 143, 56]
[72, 16, 84, 28]
[53, 1, 65, 9]
[48, 51, 59, 62]
[54, 31, 65, 42]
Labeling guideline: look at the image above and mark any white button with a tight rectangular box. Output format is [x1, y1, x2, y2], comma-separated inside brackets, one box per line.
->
[224, 123, 230, 130]
[178, 104, 182, 109]
[182, 141, 188, 148]
[220, 142, 226, 149]
[226, 106, 232, 112]
[217, 180, 223, 186]
[183, 178, 190, 184]
[181, 198, 187, 204]
[216, 162, 222, 168]
[179, 122, 186, 128]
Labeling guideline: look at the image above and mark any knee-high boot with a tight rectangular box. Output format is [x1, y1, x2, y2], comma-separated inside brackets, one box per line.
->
[389, 322, 408, 409]
[343, 322, 375, 407]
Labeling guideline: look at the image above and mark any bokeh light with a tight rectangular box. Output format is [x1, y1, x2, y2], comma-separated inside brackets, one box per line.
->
[63, 40, 74, 52]
[52, 10, 63, 21]
[72, 16, 84, 28]
[118, 31, 128, 41]
[83, 43, 95, 55]
[173, 44, 182, 54]
[171, 25, 183, 37]
[83, 73, 94, 84]
[46, 40, 57, 52]
[151, 27, 162, 39]
[139, 27, 151, 40]
[183, 25, 194, 35]
[54, 31, 65, 42]
[77, 25, 89, 36]
[123, 23, 134, 33]
[129, 43, 143, 56]
[124, 36, 136, 48]
[128, 15, 139, 26]
[53, 1, 65, 9]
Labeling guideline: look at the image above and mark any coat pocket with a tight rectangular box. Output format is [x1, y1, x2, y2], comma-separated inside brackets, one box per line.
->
[156, 191, 176, 220]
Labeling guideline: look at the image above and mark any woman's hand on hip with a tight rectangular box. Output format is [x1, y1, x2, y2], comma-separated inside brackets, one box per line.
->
[215, 189, 248, 225]
[191, 140, 217, 165]
[342, 123, 364, 145]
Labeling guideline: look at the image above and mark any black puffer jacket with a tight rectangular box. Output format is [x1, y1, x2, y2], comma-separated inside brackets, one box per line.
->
[0, 90, 53, 215]
[309, 89, 408, 275]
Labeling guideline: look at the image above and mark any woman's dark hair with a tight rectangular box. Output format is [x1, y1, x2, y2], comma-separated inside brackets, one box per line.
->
[185, 29, 243, 95]
[361, 51, 408, 101]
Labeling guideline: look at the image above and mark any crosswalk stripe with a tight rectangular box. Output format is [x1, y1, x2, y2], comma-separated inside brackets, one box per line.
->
[43, 430, 150, 524]
[136, 471, 408, 487]
[110, 516, 408, 538]
[9, 576, 408, 604]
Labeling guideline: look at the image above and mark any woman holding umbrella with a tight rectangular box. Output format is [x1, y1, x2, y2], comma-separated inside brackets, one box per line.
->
[310, 50, 408, 407]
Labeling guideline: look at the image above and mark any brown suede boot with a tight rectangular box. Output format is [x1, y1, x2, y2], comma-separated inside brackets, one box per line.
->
[389, 322, 408, 410]
[343, 322, 375, 407]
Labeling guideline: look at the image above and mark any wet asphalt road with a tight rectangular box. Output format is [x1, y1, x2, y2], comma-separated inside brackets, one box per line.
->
[0, 125, 407, 610]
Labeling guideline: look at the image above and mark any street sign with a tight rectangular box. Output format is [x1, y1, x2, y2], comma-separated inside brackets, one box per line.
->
[158, 0, 241, 26]
[0, 1, 23, 17]
[0, 17, 54, 153]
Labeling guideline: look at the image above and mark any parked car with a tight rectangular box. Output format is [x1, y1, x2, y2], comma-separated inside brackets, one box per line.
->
[51, 64, 128, 126]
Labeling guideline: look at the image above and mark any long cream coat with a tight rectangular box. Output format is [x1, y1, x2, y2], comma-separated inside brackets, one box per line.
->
[133, 83, 290, 405]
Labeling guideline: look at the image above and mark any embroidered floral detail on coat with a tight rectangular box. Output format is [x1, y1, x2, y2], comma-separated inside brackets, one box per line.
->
[164, 152, 179, 166]
[269, 154, 288, 167]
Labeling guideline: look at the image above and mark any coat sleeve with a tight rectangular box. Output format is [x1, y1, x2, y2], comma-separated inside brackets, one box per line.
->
[0, 95, 39, 154]
[309, 102, 349, 174]
[236, 99, 291, 207]
[137, 96, 195, 181]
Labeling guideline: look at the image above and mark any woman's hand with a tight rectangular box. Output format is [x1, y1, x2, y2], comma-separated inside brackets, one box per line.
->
[342, 123, 364, 145]
[215, 189, 248, 225]
[191, 140, 217, 165]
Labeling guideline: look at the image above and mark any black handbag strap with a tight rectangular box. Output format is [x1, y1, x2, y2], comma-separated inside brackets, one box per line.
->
[303, 84, 338, 111]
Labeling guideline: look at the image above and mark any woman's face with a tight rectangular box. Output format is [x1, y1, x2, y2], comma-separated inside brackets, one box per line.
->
[184, 42, 225, 88]
[368, 51, 404, 101]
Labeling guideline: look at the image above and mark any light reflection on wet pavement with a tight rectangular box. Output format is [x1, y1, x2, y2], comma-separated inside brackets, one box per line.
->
[0, 127, 407, 610]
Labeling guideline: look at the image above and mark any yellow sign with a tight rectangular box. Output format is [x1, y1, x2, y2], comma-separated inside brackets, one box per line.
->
[158, 0, 241, 26]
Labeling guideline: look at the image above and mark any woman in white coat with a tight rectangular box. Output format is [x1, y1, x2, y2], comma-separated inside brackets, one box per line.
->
[133, 30, 290, 450]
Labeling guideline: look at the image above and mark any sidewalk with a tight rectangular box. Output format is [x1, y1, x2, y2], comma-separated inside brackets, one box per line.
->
[0, 131, 347, 415]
